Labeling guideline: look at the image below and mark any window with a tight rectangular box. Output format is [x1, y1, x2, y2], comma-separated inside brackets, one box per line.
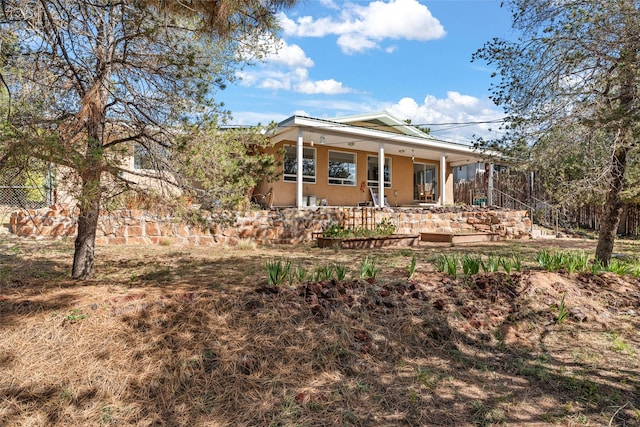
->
[133, 144, 154, 170]
[328, 151, 356, 186]
[283, 145, 316, 183]
[366, 155, 391, 188]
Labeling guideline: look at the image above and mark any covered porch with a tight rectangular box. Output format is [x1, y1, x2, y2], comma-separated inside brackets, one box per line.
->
[260, 112, 493, 208]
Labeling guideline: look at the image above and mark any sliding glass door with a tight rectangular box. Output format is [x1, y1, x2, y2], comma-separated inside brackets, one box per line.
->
[413, 163, 437, 202]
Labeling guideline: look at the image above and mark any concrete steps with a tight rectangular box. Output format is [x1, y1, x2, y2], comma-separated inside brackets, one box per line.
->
[531, 225, 557, 239]
[420, 232, 500, 244]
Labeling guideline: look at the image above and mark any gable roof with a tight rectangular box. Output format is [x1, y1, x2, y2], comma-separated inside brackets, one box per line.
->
[330, 111, 430, 139]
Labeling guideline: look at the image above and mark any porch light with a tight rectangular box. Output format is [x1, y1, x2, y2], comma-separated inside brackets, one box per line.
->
[320, 136, 325, 145]
[411, 149, 415, 163]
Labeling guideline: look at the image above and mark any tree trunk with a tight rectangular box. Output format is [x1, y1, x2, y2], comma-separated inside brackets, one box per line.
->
[71, 172, 102, 279]
[71, 119, 104, 279]
[595, 146, 627, 266]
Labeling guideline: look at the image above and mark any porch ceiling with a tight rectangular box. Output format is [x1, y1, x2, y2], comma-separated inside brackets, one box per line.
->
[272, 116, 489, 167]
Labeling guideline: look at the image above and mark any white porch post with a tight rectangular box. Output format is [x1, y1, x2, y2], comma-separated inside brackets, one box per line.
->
[440, 153, 446, 205]
[296, 129, 304, 208]
[488, 162, 494, 206]
[378, 144, 385, 207]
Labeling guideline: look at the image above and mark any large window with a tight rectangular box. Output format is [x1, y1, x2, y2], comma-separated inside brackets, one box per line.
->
[328, 151, 356, 186]
[283, 145, 316, 183]
[366, 155, 392, 188]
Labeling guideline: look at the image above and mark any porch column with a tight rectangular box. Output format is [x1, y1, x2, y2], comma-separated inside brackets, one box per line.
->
[488, 162, 494, 206]
[296, 129, 304, 208]
[440, 153, 446, 205]
[378, 144, 385, 207]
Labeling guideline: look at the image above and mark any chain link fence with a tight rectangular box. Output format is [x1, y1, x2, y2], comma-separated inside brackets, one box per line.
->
[0, 185, 53, 234]
[0, 185, 51, 210]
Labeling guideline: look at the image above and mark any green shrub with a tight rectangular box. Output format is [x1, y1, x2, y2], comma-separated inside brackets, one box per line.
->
[323, 224, 350, 238]
[374, 218, 396, 236]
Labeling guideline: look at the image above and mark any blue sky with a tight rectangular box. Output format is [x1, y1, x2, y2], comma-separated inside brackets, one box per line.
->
[221, 0, 515, 145]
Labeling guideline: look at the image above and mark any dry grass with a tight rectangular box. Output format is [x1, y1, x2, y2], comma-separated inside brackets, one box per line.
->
[0, 237, 639, 426]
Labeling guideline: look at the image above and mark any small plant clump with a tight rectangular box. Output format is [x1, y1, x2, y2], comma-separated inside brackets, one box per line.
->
[312, 264, 335, 282]
[374, 217, 396, 236]
[65, 309, 87, 323]
[461, 254, 481, 275]
[407, 255, 417, 279]
[434, 254, 459, 278]
[266, 257, 291, 286]
[334, 263, 348, 281]
[360, 256, 380, 280]
[555, 293, 569, 324]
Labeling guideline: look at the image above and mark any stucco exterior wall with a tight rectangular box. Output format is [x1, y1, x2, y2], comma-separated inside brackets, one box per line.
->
[259, 141, 446, 207]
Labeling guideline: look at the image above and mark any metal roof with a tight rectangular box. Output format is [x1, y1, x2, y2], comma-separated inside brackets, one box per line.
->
[272, 112, 492, 166]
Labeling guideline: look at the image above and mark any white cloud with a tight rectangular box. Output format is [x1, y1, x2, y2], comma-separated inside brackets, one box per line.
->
[387, 92, 504, 143]
[279, 0, 445, 54]
[238, 66, 352, 95]
[446, 91, 479, 108]
[259, 76, 291, 91]
[320, 0, 339, 9]
[265, 40, 314, 68]
[296, 79, 349, 94]
[234, 23, 353, 96]
[337, 33, 378, 54]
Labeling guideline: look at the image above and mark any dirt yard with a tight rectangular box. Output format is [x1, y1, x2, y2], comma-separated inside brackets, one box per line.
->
[0, 237, 639, 426]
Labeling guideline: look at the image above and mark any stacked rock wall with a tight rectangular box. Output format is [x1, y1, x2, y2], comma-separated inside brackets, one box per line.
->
[8, 206, 531, 245]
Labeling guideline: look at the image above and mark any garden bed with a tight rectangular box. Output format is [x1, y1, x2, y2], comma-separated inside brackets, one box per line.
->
[317, 234, 420, 249]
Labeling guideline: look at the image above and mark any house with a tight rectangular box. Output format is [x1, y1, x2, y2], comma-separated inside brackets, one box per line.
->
[255, 112, 491, 208]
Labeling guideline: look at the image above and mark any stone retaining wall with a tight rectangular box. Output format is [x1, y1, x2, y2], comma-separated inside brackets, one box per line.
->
[8, 206, 531, 246]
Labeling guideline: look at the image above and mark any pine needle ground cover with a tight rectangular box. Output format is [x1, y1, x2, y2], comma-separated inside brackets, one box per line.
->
[0, 238, 639, 426]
